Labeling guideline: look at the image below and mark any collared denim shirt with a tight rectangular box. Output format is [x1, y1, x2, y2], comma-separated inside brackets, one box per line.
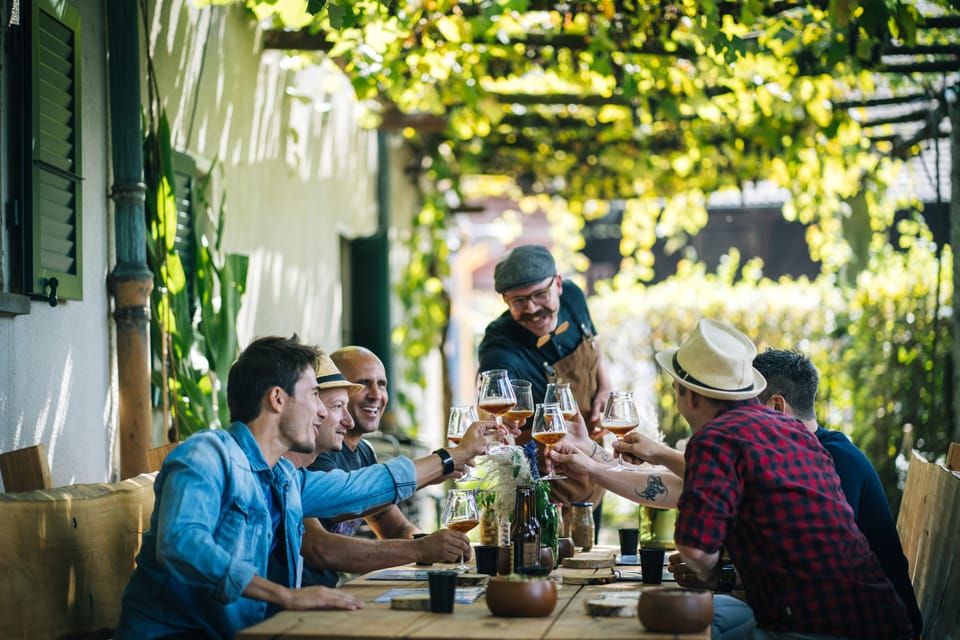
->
[115, 422, 416, 639]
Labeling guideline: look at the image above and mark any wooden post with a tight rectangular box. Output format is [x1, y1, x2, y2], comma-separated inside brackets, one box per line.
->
[951, 95, 960, 445]
[107, 0, 153, 478]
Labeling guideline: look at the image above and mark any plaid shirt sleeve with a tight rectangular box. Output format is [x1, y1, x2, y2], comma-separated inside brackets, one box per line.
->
[675, 425, 741, 553]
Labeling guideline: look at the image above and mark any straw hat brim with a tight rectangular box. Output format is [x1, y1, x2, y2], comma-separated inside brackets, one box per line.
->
[316, 378, 365, 395]
[655, 347, 766, 401]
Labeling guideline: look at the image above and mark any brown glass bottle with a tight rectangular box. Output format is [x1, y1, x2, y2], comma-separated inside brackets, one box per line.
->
[510, 485, 541, 574]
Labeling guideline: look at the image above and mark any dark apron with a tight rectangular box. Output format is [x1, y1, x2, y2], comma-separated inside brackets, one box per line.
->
[515, 324, 607, 523]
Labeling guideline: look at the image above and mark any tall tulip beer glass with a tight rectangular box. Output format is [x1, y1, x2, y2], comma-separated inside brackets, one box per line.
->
[478, 369, 516, 451]
[532, 402, 567, 480]
[505, 379, 534, 434]
[601, 391, 639, 472]
[442, 489, 480, 572]
[447, 405, 481, 486]
[544, 382, 578, 421]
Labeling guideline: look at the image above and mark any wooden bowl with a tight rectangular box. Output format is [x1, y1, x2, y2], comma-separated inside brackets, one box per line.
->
[637, 587, 713, 633]
[485, 575, 558, 617]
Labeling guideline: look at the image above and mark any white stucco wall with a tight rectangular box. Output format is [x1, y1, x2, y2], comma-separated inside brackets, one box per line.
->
[0, 0, 115, 490]
[146, 1, 392, 352]
[0, 0, 423, 490]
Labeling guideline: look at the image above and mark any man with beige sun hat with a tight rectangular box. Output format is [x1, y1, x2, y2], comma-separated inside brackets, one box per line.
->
[662, 319, 913, 640]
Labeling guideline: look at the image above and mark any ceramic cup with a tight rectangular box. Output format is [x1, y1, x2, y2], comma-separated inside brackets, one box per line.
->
[427, 570, 458, 613]
[640, 547, 666, 585]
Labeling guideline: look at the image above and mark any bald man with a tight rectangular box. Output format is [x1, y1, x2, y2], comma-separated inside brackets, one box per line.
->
[300, 347, 464, 587]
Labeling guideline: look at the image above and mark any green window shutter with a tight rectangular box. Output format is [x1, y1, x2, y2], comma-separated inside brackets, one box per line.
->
[29, 0, 83, 300]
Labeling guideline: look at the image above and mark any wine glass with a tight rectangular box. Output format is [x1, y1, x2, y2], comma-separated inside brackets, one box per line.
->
[447, 405, 481, 486]
[544, 382, 578, 421]
[532, 402, 567, 480]
[505, 379, 534, 431]
[601, 390, 639, 472]
[478, 369, 516, 451]
[441, 488, 480, 572]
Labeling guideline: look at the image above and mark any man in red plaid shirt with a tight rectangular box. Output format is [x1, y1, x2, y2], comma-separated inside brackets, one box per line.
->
[658, 319, 914, 640]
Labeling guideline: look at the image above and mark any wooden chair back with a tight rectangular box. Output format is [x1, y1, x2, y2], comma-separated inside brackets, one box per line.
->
[146, 441, 180, 472]
[896, 448, 960, 638]
[0, 443, 53, 492]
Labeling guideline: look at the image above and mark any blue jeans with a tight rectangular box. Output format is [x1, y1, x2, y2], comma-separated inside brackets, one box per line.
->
[713, 594, 756, 640]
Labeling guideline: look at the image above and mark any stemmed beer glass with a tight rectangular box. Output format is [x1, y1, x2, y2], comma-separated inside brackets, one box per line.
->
[441, 488, 480, 572]
[505, 379, 534, 436]
[531, 402, 567, 480]
[544, 382, 578, 421]
[478, 369, 516, 451]
[505, 379, 534, 423]
[601, 390, 639, 472]
[447, 405, 481, 486]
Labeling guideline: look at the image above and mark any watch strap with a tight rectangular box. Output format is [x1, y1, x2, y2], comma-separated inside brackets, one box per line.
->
[718, 564, 737, 592]
[433, 448, 455, 476]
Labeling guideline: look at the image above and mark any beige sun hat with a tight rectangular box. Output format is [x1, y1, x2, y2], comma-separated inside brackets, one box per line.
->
[315, 352, 364, 395]
[654, 319, 766, 401]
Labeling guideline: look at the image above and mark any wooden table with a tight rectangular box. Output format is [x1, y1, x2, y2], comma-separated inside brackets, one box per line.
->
[239, 551, 709, 640]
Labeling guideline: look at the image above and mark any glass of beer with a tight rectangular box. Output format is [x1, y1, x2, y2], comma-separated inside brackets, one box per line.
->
[505, 379, 534, 429]
[532, 402, 567, 480]
[478, 369, 516, 451]
[441, 488, 480, 572]
[601, 390, 639, 472]
[544, 382, 578, 421]
[447, 405, 481, 486]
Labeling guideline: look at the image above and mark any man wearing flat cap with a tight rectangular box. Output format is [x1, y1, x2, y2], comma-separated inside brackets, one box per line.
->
[478, 244, 611, 525]
[661, 319, 913, 640]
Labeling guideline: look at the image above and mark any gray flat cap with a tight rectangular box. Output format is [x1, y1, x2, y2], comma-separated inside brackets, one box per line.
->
[494, 244, 557, 293]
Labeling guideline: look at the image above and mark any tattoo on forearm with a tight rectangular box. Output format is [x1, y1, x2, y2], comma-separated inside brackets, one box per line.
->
[590, 441, 613, 463]
[634, 476, 667, 502]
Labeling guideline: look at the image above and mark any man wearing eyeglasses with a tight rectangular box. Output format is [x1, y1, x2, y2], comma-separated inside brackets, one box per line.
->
[478, 244, 611, 530]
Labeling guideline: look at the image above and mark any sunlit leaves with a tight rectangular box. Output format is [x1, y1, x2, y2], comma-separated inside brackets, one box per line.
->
[249, 0, 947, 435]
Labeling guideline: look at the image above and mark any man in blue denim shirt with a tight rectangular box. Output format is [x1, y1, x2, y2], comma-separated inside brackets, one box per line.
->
[116, 336, 488, 639]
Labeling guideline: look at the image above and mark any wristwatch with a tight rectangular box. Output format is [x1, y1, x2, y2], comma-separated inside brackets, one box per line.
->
[717, 564, 737, 592]
[433, 448, 455, 476]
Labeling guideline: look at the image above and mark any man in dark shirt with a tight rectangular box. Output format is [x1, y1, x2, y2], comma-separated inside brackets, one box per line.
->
[478, 244, 611, 527]
[660, 319, 913, 640]
[302, 347, 468, 587]
[753, 348, 922, 637]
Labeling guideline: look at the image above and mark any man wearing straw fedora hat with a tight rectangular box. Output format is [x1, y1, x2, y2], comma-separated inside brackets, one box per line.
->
[290, 348, 474, 587]
[116, 336, 490, 640]
[660, 319, 913, 640]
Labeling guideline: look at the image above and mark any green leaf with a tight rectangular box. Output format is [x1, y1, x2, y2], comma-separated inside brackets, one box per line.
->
[306, 0, 328, 15]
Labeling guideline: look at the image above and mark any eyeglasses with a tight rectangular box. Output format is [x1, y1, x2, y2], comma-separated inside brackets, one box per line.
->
[504, 276, 557, 311]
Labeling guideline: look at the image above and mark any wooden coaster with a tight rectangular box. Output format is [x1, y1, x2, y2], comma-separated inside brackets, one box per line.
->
[561, 555, 615, 569]
[390, 594, 431, 611]
[585, 596, 639, 617]
[561, 567, 618, 585]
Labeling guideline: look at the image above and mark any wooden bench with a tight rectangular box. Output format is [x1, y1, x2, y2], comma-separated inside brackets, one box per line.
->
[896, 448, 960, 639]
[0, 472, 156, 639]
